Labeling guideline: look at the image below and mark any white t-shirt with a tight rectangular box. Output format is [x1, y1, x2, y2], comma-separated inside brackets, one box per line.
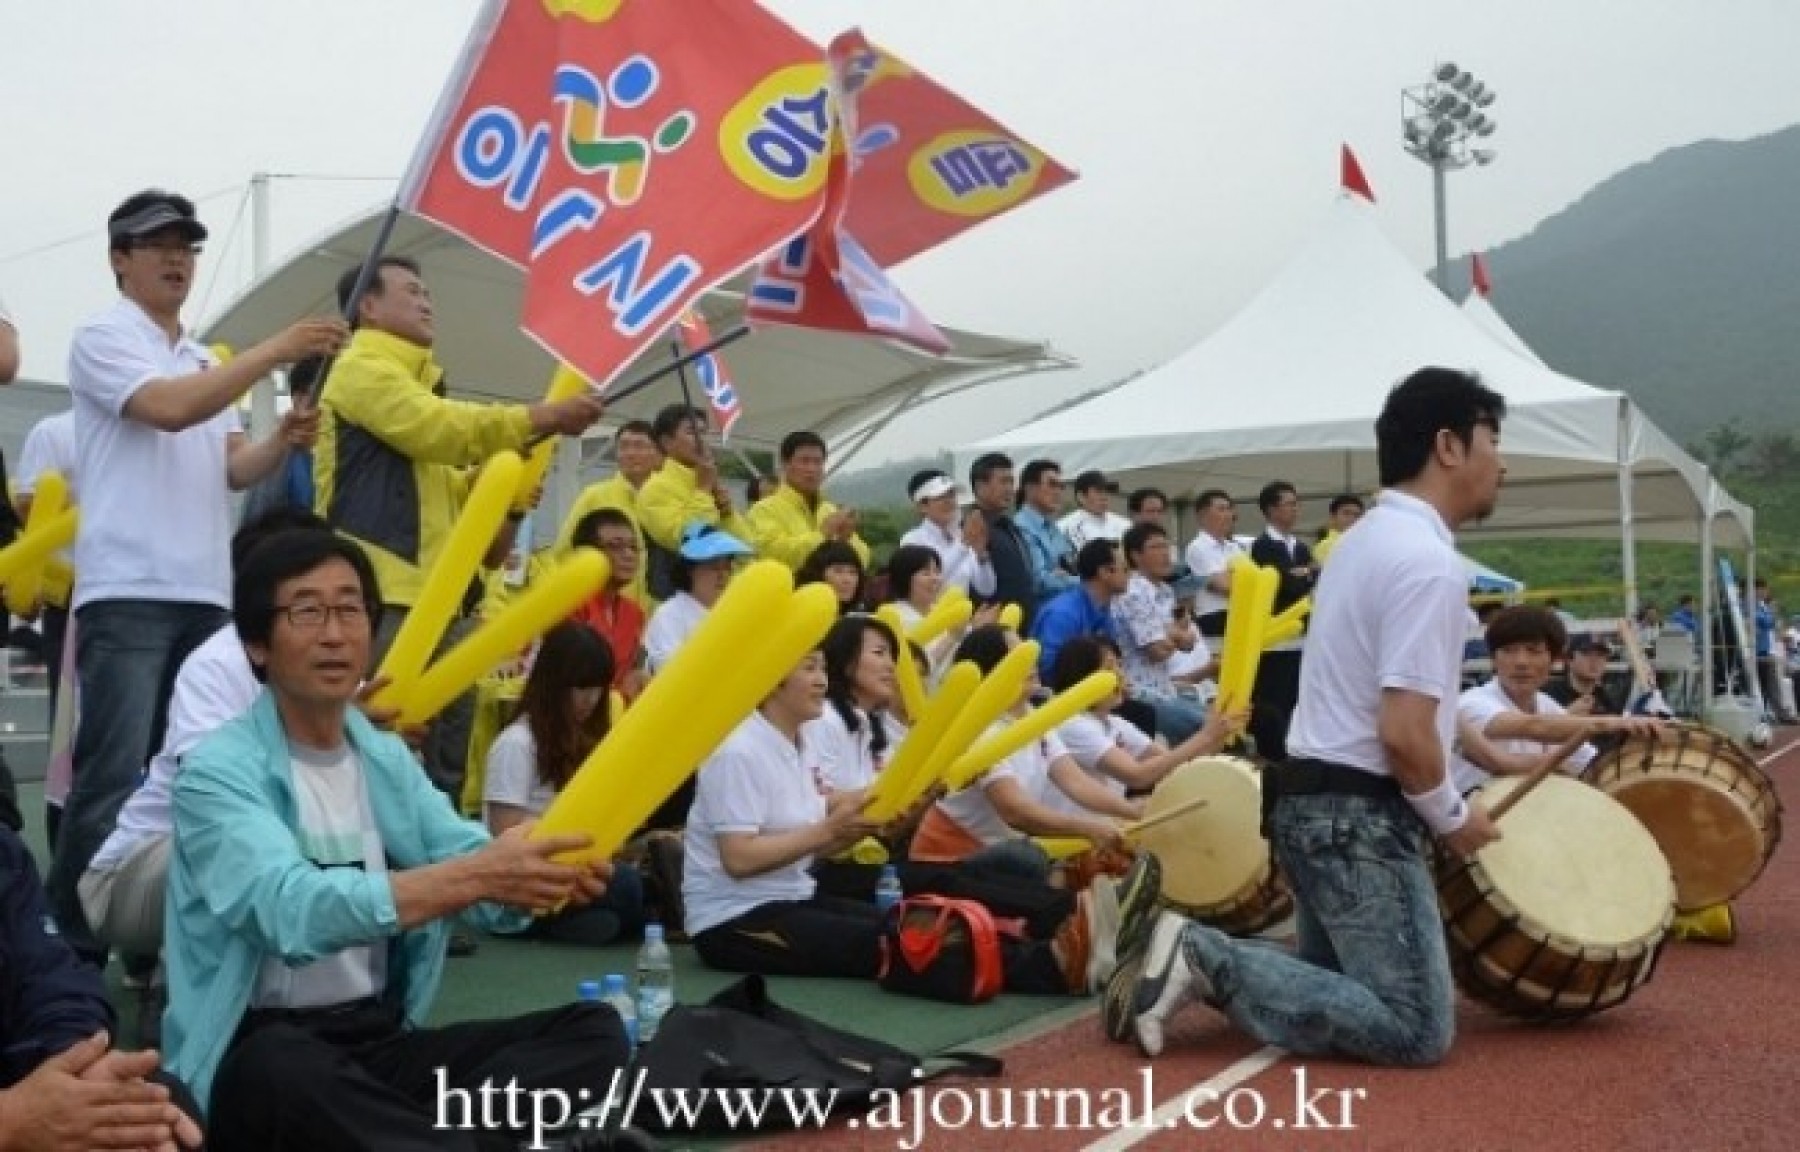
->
[1047, 711, 1150, 815]
[899, 519, 996, 597]
[1451, 678, 1596, 794]
[89, 625, 255, 872]
[1288, 490, 1469, 777]
[68, 298, 240, 609]
[17, 410, 80, 568]
[1058, 509, 1132, 550]
[1185, 531, 1244, 618]
[682, 711, 825, 936]
[644, 591, 708, 672]
[482, 720, 560, 821]
[934, 724, 1069, 846]
[253, 741, 389, 1010]
[17, 411, 78, 499]
[801, 705, 906, 792]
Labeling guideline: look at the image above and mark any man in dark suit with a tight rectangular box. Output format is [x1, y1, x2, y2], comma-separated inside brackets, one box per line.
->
[1248, 481, 1316, 761]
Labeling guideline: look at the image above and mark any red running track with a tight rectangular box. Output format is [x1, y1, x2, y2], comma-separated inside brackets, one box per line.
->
[746, 731, 1800, 1152]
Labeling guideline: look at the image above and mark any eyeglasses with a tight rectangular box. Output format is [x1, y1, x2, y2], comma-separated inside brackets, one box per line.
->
[596, 539, 641, 554]
[275, 602, 369, 630]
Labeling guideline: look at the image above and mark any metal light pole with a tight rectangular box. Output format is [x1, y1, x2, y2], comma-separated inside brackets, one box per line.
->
[1401, 63, 1498, 296]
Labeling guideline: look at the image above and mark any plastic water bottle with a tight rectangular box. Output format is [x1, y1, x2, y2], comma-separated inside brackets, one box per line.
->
[875, 865, 903, 917]
[601, 973, 638, 1054]
[635, 923, 674, 1044]
[577, 979, 602, 1004]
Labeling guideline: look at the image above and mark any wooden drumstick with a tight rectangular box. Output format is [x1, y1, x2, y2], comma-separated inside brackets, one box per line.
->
[1122, 794, 1210, 838]
[1487, 735, 1589, 822]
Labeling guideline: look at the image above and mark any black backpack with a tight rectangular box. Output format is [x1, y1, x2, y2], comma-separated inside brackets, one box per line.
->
[626, 975, 1000, 1137]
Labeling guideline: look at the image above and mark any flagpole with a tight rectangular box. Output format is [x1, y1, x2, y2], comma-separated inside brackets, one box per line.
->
[520, 324, 750, 452]
[301, 201, 405, 410]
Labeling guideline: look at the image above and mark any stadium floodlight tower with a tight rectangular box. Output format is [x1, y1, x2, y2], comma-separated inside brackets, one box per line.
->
[1401, 62, 1499, 295]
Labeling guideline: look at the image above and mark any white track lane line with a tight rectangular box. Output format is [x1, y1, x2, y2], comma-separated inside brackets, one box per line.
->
[1079, 1045, 1287, 1152]
[1756, 739, 1800, 770]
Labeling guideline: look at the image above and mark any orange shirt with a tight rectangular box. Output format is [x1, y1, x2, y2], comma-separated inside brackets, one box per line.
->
[571, 591, 645, 689]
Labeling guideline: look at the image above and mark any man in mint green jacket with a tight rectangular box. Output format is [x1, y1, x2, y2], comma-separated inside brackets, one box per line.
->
[164, 528, 627, 1150]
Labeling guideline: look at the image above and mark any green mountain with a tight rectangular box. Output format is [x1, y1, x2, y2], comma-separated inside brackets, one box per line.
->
[1471, 122, 1800, 442]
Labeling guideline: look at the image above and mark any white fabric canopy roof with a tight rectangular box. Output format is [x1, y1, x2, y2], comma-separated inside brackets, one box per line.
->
[958, 196, 1751, 548]
[202, 206, 1074, 457]
[1461, 290, 1545, 367]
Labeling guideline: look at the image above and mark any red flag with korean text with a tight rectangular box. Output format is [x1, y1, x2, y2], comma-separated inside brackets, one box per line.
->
[398, 0, 835, 390]
[745, 31, 952, 356]
[834, 32, 1077, 268]
[675, 310, 743, 440]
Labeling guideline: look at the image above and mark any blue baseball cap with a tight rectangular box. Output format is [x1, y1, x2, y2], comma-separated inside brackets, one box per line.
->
[679, 521, 753, 562]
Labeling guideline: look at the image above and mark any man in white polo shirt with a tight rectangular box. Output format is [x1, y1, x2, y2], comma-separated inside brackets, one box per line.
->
[1184, 489, 1242, 639]
[1121, 367, 1507, 1066]
[46, 189, 347, 963]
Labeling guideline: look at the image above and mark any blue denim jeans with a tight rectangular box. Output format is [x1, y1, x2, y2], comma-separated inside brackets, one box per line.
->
[1178, 791, 1455, 1066]
[48, 599, 230, 958]
[1137, 692, 1206, 745]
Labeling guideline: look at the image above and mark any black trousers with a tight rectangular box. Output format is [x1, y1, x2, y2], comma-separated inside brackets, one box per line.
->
[208, 999, 628, 1152]
[810, 858, 1076, 941]
[1249, 650, 1302, 763]
[697, 892, 1069, 995]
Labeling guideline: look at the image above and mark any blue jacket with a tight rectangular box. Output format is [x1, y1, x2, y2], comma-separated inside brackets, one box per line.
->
[164, 691, 526, 1113]
[0, 828, 112, 1089]
[1030, 584, 1119, 682]
[1015, 506, 1077, 604]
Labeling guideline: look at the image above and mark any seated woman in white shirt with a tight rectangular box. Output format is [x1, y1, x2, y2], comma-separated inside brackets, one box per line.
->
[1450, 605, 1661, 794]
[685, 644, 1117, 993]
[797, 539, 866, 616]
[1049, 635, 1243, 804]
[885, 543, 999, 673]
[483, 622, 645, 946]
[643, 521, 752, 672]
[908, 626, 1135, 886]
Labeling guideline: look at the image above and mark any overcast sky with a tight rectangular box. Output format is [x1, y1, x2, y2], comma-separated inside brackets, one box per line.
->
[4, 1, 1798, 467]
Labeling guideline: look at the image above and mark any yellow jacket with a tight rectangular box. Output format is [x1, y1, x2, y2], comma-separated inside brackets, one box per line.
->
[745, 484, 871, 572]
[636, 458, 751, 553]
[555, 475, 653, 611]
[315, 328, 533, 607]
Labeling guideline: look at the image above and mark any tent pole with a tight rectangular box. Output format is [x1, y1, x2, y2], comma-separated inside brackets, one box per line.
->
[1745, 534, 1764, 713]
[1616, 399, 1639, 620]
[1700, 474, 1714, 713]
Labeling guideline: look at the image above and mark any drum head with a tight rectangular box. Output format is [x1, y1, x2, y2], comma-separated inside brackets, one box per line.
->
[1474, 775, 1674, 948]
[1138, 757, 1266, 909]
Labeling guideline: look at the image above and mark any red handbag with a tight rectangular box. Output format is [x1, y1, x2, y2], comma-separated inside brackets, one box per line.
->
[878, 895, 1009, 1003]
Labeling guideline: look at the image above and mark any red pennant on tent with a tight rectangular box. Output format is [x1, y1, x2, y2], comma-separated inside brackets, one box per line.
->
[1340, 145, 1376, 202]
[1471, 252, 1492, 297]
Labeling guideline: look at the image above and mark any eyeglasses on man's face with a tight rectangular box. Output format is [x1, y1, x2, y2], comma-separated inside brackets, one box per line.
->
[275, 602, 369, 630]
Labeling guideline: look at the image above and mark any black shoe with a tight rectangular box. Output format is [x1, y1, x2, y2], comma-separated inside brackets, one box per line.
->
[449, 930, 480, 958]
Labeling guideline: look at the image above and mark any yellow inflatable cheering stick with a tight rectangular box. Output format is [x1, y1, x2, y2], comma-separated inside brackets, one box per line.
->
[863, 661, 981, 824]
[940, 671, 1120, 792]
[4, 471, 70, 616]
[369, 451, 524, 714]
[513, 363, 590, 513]
[533, 563, 840, 864]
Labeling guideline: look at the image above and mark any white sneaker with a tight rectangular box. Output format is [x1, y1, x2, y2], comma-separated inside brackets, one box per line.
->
[1132, 911, 1213, 1058]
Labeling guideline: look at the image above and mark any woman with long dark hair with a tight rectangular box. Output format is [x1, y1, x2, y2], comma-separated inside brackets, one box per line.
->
[483, 623, 645, 945]
[796, 540, 866, 615]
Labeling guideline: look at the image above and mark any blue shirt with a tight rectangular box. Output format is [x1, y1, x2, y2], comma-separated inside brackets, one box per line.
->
[1755, 600, 1775, 657]
[1015, 506, 1076, 605]
[1668, 606, 1697, 636]
[1029, 584, 1119, 681]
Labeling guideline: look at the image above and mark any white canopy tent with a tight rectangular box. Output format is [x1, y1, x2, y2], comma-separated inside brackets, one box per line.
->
[202, 206, 1076, 471]
[956, 195, 1752, 595]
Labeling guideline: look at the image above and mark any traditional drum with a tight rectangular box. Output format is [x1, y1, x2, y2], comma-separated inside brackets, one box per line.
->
[1436, 774, 1675, 1020]
[1586, 723, 1782, 912]
[1135, 756, 1291, 937]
